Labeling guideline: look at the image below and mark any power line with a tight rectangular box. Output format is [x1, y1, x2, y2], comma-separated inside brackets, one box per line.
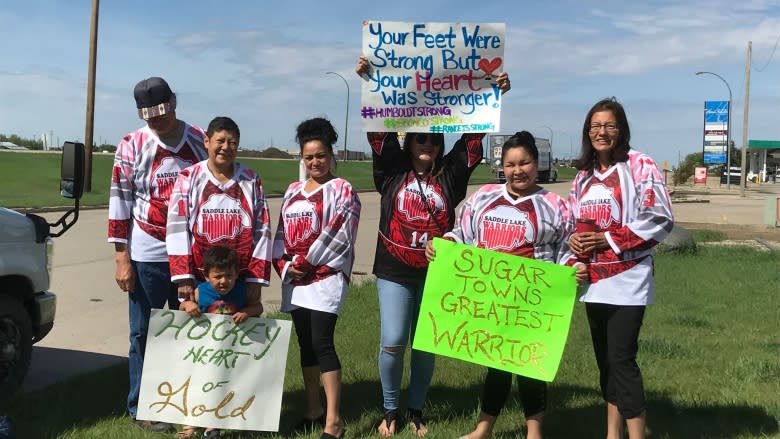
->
[752, 32, 780, 72]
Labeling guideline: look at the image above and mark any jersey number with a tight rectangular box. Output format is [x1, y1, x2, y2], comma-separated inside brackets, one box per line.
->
[410, 231, 429, 248]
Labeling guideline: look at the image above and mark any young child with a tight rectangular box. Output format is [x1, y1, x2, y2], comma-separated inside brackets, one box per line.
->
[177, 246, 264, 438]
[179, 245, 263, 323]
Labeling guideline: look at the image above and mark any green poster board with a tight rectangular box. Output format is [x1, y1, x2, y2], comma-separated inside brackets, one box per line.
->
[412, 238, 577, 382]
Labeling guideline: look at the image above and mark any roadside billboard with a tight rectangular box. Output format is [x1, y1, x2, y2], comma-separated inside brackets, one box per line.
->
[702, 101, 729, 164]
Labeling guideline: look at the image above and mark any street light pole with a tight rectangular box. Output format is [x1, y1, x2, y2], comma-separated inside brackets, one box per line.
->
[540, 125, 554, 151]
[326, 71, 349, 162]
[695, 71, 733, 189]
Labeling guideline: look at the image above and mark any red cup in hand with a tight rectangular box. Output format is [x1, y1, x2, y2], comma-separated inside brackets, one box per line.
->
[575, 218, 597, 262]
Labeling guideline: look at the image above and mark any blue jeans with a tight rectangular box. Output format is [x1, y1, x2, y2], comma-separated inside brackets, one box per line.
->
[376, 278, 435, 412]
[127, 261, 178, 418]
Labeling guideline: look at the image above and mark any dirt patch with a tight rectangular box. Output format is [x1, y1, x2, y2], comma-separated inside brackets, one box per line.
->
[677, 222, 780, 240]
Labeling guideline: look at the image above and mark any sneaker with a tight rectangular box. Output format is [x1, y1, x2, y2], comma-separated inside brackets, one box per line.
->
[202, 429, 221, 438]
[131, 418, 175, 433]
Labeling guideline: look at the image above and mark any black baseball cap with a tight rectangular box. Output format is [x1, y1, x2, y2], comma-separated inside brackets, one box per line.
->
[134, 77, 175, 120]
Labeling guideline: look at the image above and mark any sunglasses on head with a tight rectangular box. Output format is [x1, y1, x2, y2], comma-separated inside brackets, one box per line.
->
[414, 134, 443, 146]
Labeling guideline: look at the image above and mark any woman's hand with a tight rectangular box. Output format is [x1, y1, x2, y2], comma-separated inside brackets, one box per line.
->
[233, 312, 249, 324]
[497, 72, 511, 95]
[287, 265, 306, 281]
[177, 279, 195, 302]
[180, 300, 201, 317]
[574, 263, 589, 285]
[425, 240, 436, 262]
[569, 232, 609, 255]
[355, 55, 370, 77]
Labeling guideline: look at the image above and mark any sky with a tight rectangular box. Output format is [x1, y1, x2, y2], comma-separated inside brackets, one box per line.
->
[1, 0, 779, 168]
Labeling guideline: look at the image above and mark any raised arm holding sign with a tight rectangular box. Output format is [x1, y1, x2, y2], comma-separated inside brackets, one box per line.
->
[356, 24, 511, 435]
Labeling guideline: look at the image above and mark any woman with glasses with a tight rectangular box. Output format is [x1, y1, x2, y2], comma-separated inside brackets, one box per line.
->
[567, 97, 673, 439]
[355, 56, 511, 437]
[425, 131, 581, 439]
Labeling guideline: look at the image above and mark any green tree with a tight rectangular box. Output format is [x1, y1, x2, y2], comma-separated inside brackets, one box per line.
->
[673, 151, 703, 185]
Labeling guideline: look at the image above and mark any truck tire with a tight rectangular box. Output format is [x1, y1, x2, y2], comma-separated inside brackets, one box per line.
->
[0, 295, 32, 396]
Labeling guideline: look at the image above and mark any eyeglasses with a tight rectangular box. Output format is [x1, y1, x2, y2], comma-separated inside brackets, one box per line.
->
[589, 123, 618, 134]
[414, 134, 443, 146]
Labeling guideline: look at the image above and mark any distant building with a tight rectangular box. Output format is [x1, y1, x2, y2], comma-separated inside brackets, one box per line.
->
[335, 150, 368, 161]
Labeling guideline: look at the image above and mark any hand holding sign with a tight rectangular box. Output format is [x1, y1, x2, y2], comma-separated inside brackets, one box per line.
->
[413, 238, 577, 382]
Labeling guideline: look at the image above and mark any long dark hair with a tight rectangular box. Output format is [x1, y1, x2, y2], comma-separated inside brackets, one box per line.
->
[576, 97, 631, 170]
[402, 133, 446, 176]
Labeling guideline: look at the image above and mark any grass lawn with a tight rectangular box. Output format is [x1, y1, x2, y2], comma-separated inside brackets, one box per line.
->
[0, 152, 498, 208]
[2, 247, 779, 438]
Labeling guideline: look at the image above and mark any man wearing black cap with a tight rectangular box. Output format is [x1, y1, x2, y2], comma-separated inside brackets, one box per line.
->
[108, 77, 208, 432]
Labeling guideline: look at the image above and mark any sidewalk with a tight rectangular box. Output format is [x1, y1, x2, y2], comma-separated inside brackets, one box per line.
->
[669, 177, 780, 228]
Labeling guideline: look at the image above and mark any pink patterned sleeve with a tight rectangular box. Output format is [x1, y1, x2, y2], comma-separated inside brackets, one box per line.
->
[166, 166, 197, 282]
[108, 133, 135, 243]
[247, 177, 272, 286]
[606, 154, 674, 253]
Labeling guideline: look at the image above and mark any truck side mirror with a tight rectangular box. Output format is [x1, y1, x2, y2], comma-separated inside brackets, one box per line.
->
[60, 142, 85, 200]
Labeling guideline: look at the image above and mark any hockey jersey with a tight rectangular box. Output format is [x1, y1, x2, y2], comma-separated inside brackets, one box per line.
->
[272, 178, 361, 315]
[166, 160, 272, 286]
[369, 132, 484, 283]
[566, 149, 674, 305]
[445, 184, 572, 263]
[108, 124, 207, 262]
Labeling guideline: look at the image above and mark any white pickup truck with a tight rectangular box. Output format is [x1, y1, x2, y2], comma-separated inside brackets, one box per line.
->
[0, 142, 84, 395]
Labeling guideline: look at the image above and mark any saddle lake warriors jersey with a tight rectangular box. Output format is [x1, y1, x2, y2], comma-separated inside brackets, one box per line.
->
[272, 178, 361, 314]
[166, 161, 272, 285]
[108, 124, 207, 262]
[444, 184, 572, 263]
[566, 149, 674, 305]
[369, 132, 483, 283]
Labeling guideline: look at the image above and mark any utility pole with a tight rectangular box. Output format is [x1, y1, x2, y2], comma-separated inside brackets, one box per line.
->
[83, 0, 99, 191]
[740, 41, 751, 198]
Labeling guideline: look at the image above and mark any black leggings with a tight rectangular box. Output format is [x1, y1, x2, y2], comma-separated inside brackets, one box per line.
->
[480, 367, 547, 418]
[586, 302, 646, 419]
[290, 307, 341, 372]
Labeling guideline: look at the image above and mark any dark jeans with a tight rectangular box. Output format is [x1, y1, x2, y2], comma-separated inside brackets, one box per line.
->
[290, 307, 340, 372]
[585, 302, 646, 419]
[127, 261, 178, 418]
[481, 368, 547, 418]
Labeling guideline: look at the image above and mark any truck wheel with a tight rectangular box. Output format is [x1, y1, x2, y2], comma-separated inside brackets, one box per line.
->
[0, 295, 32, 395]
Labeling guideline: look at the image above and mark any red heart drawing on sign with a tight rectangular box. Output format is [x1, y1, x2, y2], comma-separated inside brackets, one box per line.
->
[478, 57, 502, 76]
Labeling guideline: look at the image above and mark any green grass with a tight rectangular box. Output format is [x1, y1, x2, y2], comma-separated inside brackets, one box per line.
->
[0, 152, 498, 208]
[3, 247, 779, 438]
[689, 229, 728, 242]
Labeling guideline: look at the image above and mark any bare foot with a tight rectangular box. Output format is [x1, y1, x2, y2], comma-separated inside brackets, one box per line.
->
[377, 418, 396, 437]
[409, 420, 428, 437]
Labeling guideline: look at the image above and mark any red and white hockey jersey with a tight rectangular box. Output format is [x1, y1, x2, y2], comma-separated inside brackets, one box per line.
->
[108, 124, 207, 262]
[444, 184, 572, 263]
[272, 178, 361, 315]
[369, 132, 484, 283]
[566, 149, 674, 305]
[166, 160, 272, 285]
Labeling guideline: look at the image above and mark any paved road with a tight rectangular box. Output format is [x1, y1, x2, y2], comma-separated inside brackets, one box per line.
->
[23, 181, 780, 391]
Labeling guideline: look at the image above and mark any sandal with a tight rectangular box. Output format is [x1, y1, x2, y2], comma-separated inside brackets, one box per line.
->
[293, 413, 326, 433]
[320, 429, 346, 439]
[407, 408, 428, 437]
[377, 409, 398, 436]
